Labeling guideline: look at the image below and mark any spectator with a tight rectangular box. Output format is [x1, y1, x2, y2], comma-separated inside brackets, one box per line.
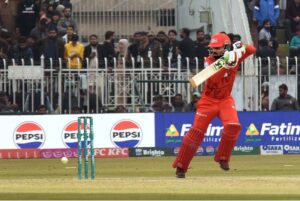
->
[271, 83, 299, 111]
[0, 0, 15, 33]
[254, 0, 280, 37]
[232, 34, 242, 44]
[138, 31, 162, 68]
[260, 82, 269, 111]
[149, 95, 173, 112]
[26, 35, 39, 62]
[172, 93, 188, 112]
[71, 106, 81, 114]
[8, 36, 33, 65]
[64, 34, 84, 69]
[115, 39, 129, 105]
[37, 26, 64, 63]
[84, 34, 104, 68]
[185, 91, 201, 112]
[127, 31, 142, 67]
[29, 18, 48, 42]
[0, 30, 9, 59]
[62, 25, 75, 43]
[289, 25, 300, 58]
[115, 105, 127, 113]
[256, 39, 277, 75]
[102, 31, 116, 68]
[258, 19, 278, 50]
[57, 7, 77, 36]
[194, 29, 209, 69]
[16, 0, 39, 37]
[162, 29, 179, 67]
[47, 11, 61, 30]
[37, 104, 47, 114]
[156, 31, 168, 46]
[61, 0, 72, 9]
[285, 0, 300, 39]
[178, 28, 195, 68]
[0, 92, 14, 113]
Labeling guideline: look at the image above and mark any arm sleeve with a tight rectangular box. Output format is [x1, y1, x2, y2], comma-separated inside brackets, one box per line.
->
[270, 99, 277, 111]
[274, 5, 280, 21]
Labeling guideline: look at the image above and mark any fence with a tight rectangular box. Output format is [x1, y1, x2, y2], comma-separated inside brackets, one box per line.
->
[0, 56, 299, 114]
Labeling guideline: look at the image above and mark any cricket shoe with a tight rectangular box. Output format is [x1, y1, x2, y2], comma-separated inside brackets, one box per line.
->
[176, 167, 185, 178]
[219, 160, 230, 171]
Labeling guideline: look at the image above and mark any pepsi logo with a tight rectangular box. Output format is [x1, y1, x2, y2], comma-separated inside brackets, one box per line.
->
[62, 121, 90, 148]
[111, 120, 142, 148]
[13, 122, 45, 149]
[206, 146, 215, 155]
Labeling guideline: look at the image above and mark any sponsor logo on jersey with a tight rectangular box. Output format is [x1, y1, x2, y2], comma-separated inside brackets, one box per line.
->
[13, 122, 45, 149]
[111, 120, 142, 148]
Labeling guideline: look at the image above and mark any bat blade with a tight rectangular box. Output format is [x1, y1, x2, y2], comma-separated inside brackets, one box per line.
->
[189, 56, 227, 88]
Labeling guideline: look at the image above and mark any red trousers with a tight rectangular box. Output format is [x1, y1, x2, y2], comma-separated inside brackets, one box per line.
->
[173, 96, 241, 172]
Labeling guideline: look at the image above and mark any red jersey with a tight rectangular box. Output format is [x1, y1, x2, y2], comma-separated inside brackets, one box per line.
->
[202, 44, 256, 100]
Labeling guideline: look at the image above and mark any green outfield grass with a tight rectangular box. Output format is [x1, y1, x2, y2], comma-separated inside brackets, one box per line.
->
[0, 155, 300, 200]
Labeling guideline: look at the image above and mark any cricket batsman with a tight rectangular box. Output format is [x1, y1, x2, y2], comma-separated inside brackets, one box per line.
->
[172, 33, 256, 178]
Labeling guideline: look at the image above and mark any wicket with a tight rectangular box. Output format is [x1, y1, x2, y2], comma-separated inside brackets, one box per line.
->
[77, 116, 95, 180]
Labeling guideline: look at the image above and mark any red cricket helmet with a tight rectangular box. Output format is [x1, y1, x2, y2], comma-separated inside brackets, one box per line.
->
[208, 33, 231, 48]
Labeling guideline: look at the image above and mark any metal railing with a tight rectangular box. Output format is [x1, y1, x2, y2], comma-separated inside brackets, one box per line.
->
[0, 56, 299, 114]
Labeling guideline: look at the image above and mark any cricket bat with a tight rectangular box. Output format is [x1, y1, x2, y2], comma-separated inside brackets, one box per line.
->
[189, 56, 229, 88]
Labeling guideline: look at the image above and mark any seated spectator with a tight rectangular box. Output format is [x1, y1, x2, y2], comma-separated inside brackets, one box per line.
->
[260, 82, 269, 111]
[64, 34, 84, 69]
[271, 83, 299, 111]
[8, 36, 33, 65]
[115, 105, 127, 113]
[256, 39, 277, 75]
[0, 91, 14, 113]
[185, 91, 201, 112]
[171, 93, 188, 112]
[37, 104, 47, 114]
[289, 25, 300, 58]
[149, 95, 173, 112]
[57, 7, 77, 37]
[254, 0, 280, 38]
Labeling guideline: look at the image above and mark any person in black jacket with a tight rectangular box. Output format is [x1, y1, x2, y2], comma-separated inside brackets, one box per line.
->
[84, 34, 104, 68]
[102, 31, 116, 68]
[178, 28, 195, 69]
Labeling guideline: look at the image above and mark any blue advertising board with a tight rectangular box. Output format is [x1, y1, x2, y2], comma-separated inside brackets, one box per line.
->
[155, 112, 300, 147]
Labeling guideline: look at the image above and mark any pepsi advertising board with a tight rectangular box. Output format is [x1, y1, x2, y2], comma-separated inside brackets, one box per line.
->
[0, 113, 155, 149]
[155, 112, 300, 147]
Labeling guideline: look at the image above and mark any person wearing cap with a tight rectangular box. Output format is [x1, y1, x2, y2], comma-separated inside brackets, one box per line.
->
[64, 33, 84, 68]
[173, 33, 256, 178]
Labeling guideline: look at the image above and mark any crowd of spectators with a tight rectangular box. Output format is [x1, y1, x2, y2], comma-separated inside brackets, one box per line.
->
[0, 0, 300, 114]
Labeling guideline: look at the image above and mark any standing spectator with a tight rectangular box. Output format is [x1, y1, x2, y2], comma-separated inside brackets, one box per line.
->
[178, 28, 195, 68]
[172, 93, 188, 112]
[102, 31, 116, 68]
[84, 34, 104, 68]
[8, 36, 33, 65]
[258, 19, 278, 50]
[62, 25, 75, 43]
[138, 31, 162, 68]
[64, 34, 84, 69]
[254, 0, 280, 37]
[285, 0, 300, 39]
[127, 31, 142, 67]
[37, 104, 47, 114]
[256, 39, 277, 75]
[0, 32, 9, 60]
[57, 7, 77, 37]
[61, 0, 72, 10]
[156, 31, 168, 46]
[0, 0, 15, 33]
[289, 25, 300, 57]
[37, 27, 64, 62]
[162, 29, 179, 67]
[271, 83, 299, 110]
[194, 30, 209, 69]
[26, 35, 39, 62]
[115, 39, 129, 105]
[16, 0, 39, 37]
[29, 18, 48, 42]
[47, 11, 61, 30]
